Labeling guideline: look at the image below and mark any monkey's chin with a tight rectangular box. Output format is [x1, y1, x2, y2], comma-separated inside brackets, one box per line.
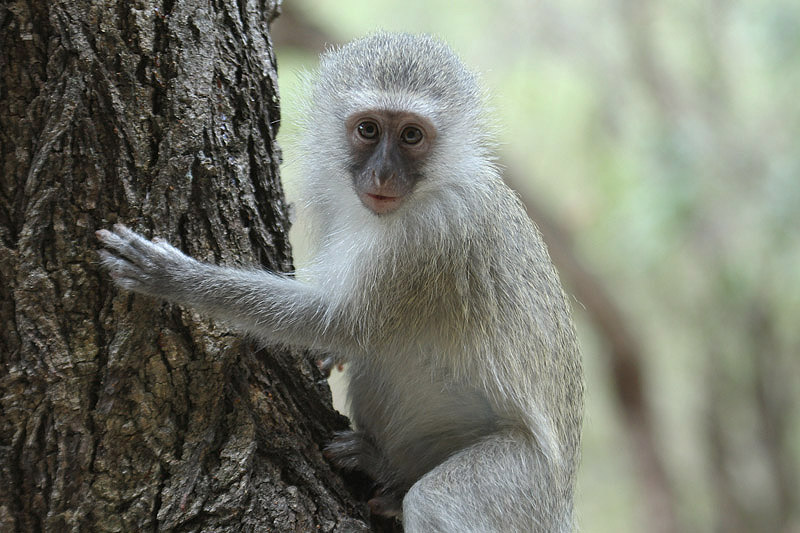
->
[359, 192, 405, 215]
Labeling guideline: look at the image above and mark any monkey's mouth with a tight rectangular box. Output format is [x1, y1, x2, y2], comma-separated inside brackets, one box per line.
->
[361, 192, 404, 215]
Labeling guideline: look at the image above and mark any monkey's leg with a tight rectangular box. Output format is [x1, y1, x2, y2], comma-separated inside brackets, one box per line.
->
[402, 429, 571, 533]
[96, 224, 354, 353]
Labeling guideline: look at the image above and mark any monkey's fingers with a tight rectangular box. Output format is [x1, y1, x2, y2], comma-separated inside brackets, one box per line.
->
[316, 355, 345, 377]
[97, 249, 146, 291]
[112, 224, 181, 261]
[96, 226, 156, 268]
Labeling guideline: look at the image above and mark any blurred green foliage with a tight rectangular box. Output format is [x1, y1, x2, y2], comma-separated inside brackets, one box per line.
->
[274, 1, 800, 531]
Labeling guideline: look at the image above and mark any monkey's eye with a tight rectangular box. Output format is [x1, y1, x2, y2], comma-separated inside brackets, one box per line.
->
[401, 126, 424, 145]
[357, 121, 379, 140]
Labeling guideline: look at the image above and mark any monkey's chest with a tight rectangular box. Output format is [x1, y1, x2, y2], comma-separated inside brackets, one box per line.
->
[345, 356, 497, 485]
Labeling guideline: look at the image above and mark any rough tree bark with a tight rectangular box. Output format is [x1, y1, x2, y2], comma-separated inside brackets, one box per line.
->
[0, 1, 374, 531]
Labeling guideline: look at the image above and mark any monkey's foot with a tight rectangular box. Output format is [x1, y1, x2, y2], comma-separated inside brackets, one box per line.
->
[323, 430, 367, 471]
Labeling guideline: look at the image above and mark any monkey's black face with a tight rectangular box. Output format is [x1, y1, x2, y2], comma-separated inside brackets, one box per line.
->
[346, 109, 436, 215]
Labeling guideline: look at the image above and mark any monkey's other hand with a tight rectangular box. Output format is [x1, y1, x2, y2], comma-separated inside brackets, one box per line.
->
[316, 354, 346, 378]
[96, 224, 200, 298]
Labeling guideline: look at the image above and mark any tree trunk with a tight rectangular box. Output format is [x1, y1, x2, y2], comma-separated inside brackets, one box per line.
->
[0, 1, 373, 531]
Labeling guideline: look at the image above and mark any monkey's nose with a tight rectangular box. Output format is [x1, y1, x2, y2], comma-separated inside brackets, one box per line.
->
[373, 172, 396, 187]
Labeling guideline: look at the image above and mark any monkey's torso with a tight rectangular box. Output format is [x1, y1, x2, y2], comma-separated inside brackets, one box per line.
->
[347, 346, 498, 488]
[306, 175, 583, 495]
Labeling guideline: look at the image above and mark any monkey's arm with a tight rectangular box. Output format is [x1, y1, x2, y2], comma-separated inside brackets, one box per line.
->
[96, 224, 348, 352]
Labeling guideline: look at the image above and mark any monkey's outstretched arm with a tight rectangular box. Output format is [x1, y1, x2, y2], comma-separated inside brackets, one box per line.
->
[96, 224, 348, 352]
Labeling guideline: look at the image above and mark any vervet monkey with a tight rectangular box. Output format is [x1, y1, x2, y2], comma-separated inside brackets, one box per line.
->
[97, 33, 583, 532]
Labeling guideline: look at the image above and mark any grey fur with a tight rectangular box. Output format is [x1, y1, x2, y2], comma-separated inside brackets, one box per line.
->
[97, 33, 583, 532]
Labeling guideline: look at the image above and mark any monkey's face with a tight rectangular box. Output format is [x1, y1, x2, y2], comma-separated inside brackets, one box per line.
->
[346, 109, 436, 215]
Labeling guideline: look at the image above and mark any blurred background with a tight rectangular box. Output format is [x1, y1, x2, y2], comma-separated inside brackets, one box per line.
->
[270, 1, 800, 532]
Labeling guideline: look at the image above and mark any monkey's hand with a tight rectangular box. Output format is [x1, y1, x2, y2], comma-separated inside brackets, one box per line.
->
[316, 354, 346, 377]
[96, 224, 201, 299]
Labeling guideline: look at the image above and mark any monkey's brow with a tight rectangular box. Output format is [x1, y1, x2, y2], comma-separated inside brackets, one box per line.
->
[346, 89, 439, 118]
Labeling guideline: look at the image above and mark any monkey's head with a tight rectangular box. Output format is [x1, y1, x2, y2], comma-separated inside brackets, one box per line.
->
[300, 33, 496, 218]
